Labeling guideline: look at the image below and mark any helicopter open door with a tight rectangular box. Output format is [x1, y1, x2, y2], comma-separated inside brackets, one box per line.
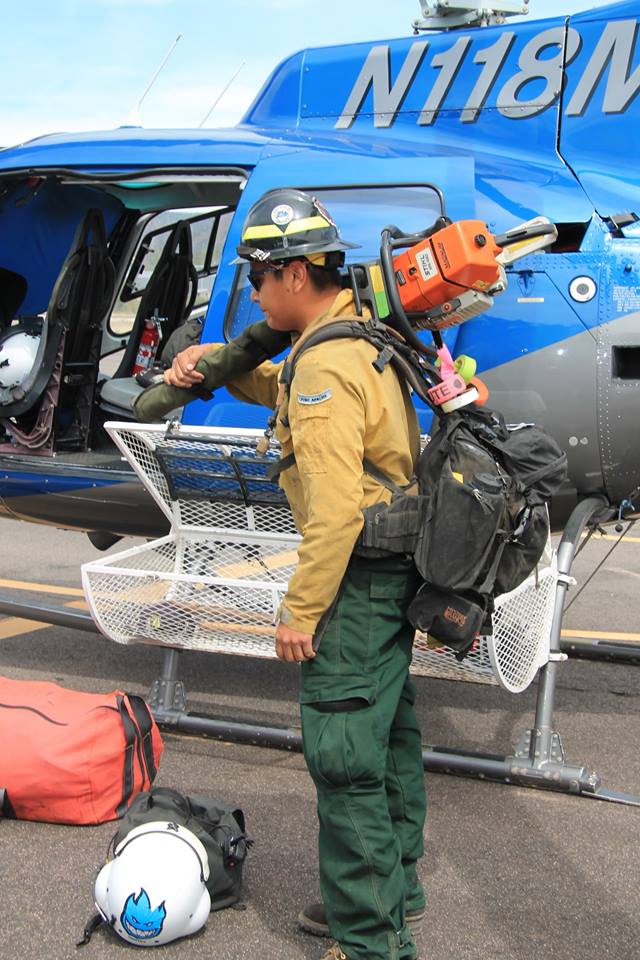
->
[0, 208, 115, 453]
[0, 168, 243, 459]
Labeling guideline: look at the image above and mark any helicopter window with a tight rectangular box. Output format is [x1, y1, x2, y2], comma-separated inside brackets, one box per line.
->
[301, 185, 444, 260]
[223, 184, 443, 340]
[109, 206, 233, 338]
[549, 221, 590, 253]
[224, 263, 268, 341]
[612, 346, 640, 380]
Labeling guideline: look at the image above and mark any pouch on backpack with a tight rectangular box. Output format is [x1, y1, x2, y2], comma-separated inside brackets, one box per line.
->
[407, 584, 486, 659]
[494, 502, 550, 596]
[357, 488, 428, 557]
[414, 466, 509, 593]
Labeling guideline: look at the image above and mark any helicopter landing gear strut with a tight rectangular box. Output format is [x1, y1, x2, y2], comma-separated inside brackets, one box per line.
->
[146, 496, 640, 806]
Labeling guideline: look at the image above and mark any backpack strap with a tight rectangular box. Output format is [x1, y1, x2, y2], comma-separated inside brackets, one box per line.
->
[125, 694, 158, 785]
[266, 316, 437, 480]
[0, 788, 15, 818]
[115, 695, 139, 817]
[266, 452, 297, 482]
[280, 318, 384, 390]
[514, 453, 568, 490]
[267, 449, 401, 495]
[280, 317, 432, 400]
[362, 458, 405, 495]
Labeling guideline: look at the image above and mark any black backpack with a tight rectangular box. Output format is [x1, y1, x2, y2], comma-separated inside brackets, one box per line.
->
[111, 786, 251, 910]
[78, 787, 251, 947]
[280, 318, 568, 658]
[404, 406, 566, 657]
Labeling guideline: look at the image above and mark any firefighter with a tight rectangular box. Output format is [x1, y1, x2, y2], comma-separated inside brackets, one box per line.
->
[165, 188, 427, 960]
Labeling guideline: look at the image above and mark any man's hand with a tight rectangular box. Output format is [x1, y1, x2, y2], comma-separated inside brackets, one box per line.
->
[163, 344, 212, 387]
[275, 623, 316, 663]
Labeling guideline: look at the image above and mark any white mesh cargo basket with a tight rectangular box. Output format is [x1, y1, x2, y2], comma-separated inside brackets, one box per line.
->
[412, 558, 556, 693]
[82, 422, 556, 692]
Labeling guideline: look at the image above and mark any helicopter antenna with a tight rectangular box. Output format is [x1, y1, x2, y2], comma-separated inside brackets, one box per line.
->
[412, 0, 528, 30]
[198, 61, 246, 127]
[124, 33, 183, 126]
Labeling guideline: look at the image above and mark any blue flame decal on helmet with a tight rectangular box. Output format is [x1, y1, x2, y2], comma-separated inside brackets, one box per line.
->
[121, 888, 167, 940]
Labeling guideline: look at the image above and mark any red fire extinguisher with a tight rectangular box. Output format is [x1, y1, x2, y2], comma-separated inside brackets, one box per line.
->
[132, 312, 163, 375]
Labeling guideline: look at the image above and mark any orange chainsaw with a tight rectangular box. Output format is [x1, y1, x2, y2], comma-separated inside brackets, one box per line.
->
[361, 197, 558, 412]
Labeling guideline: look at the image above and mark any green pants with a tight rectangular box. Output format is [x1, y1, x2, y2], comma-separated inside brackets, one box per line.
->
[300, 556, 427, 960]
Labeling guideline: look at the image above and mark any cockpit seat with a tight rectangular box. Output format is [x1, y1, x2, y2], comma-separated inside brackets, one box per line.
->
[110, 219, 198, 381]
[0, 208, 115, 452]
[98, 376, 146, 415]
[99, 223, 199, 422]
[99, 375, 183, 421]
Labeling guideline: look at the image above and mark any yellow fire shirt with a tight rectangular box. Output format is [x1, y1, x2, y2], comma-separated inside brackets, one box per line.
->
[226, 289, 420, 634]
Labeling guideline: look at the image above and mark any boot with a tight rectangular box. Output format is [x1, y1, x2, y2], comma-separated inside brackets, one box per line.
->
[319, 945, 349, 960]
[298, 900, 425, 938]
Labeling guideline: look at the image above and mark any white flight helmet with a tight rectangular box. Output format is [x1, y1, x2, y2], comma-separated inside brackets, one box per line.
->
[94, 820, 211, 947]
[0, 326, 41, 404]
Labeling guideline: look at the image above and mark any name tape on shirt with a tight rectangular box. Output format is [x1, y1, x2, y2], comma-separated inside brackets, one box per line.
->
[297, 389, 333, 405]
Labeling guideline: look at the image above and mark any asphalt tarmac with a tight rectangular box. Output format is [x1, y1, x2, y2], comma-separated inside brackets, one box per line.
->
[0, 518, 639, 960]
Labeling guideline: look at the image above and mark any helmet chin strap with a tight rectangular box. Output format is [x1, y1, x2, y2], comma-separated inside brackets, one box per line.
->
[76, 912, 109, 948]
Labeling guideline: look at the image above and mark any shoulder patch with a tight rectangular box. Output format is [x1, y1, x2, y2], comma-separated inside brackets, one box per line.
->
[297, 388, 333, 405]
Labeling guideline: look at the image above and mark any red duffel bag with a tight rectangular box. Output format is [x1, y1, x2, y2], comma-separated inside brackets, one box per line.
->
[0, 676, 163, 824]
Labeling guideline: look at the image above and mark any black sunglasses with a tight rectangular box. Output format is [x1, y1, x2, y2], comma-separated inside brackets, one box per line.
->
[247, 265, 283, 292]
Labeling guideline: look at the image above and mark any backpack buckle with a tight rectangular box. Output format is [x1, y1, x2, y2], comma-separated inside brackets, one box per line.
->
[373, 345, 394, 372]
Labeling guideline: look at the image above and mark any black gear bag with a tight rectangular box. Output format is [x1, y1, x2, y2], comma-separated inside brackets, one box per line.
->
[111, 786, 251, 910]
[405, 406, 567, 658]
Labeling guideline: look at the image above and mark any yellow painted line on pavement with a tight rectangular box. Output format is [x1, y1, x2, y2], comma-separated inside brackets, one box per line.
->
[0, 577, 84, 597]
[580, 532, 640, 543]
[0, 592, 88, 639]
[0, 618, 50, 639]
[2, 610, 639, 644]
[1, 578, 640, 646]
[561, 628, 640, 644]
[599, 535, 640, 542]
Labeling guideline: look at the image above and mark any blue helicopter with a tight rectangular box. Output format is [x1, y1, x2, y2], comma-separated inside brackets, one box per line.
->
[0, 0, 638, 543]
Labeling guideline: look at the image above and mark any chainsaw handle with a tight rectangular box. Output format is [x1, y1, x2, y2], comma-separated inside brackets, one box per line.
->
[379, 227, 437, 360]
[382, 216, 452, 248]
[493, 221, 556, 248]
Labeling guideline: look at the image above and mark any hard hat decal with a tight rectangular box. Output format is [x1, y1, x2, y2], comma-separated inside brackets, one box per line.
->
[312, 197, 337, 227]
[234, 187, 358, 263]
[120, 888, 167, 941]
[297, 388, 332, 405]
[271, 204, 294, 227]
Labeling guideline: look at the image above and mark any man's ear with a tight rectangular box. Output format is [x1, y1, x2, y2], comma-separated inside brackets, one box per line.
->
[288, 259, 308, 292]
